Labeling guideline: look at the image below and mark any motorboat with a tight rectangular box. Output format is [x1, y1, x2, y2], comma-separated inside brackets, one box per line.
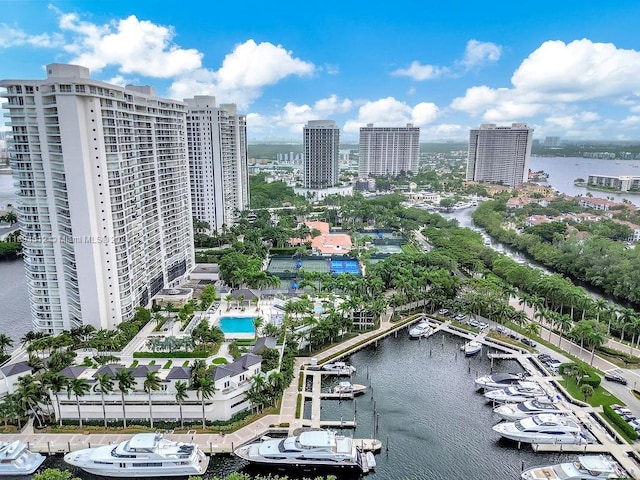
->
[0, 440, 45, 475]
[234, 429, 376, 473]
[322, 362, 356, 375]
[409, 321, 433, 338]
[333, 381, 367, 396]
[521, 455, 625, 479]
[494, 399, 571, 421]
[64, 432, 209, 477]
[475, 373, 527, 391]
[484, 382, 546, 404]
[492, 413, 585, 444]
[462, 341, 482, 356]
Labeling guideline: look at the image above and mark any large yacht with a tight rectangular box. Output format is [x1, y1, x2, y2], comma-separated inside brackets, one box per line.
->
[322, 362, 356, 375]
[475, 373, 528, 391]
[409, 321, 433, 338]
[0, 440, 45, 475]
[64, 433, 209, 477]
[492, 414, 585, 444]
[494, 399, 570, 421]
[234, 430, 376, 473]
[333, 381, 367, 396]
[484, 382, 546, 404]
[521, 455, 625, 480]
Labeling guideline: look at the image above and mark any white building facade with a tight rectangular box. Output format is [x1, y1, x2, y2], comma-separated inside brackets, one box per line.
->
[1, 63, 194, 333]
[466, 123, 533, 187]
[185, 96, 248, 232]
[358, 123, 420, 177]
[303, 120, 340, 189]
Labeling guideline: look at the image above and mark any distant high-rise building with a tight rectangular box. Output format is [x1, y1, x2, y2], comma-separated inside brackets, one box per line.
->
[544, 136, 561, 147]
[358, 123, 420, 177]
[303, 120, 339, 189]
[1, 63, 194, 333]
[185, 96, 248, 232]
[466, 123, 533, 187]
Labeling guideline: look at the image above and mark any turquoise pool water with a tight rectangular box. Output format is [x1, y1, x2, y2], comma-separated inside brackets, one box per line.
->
[219, 316, 256, 334]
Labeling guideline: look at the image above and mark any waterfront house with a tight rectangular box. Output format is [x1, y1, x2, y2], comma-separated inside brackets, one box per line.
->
[0, 361, 32, 398]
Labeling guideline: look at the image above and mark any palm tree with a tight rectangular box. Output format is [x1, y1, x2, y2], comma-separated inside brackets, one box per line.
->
[196, 376, 216, 429]
[93, 373, 114, 428]
[115, 368, 134, 428]
[15, 375, 45, 428]
[554, 314, 573, 348]
[67, 378, 90, 429]
[586, 328, 607, 366]
[0, 334, 13, 356]
[616, 308, 636, 343]
[43, 372, 66, 427]
[522, 321, 540, 338]
[174, 380, 188, 429]
[143, 370, 162, 430]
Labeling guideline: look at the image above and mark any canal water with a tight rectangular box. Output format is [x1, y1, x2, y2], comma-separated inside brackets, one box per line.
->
[39, 332, 574, 480]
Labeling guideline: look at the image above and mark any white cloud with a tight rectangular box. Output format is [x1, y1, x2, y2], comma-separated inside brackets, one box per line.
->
[59, 13, 203, 78]
[621, 115, 640, 126]
[391, 61, 449, 81]
[458, 40, 502, 69]
[450, 86, 502, 115]
[0, 24, 63, 48]
[325, 64, 339, 75]
[343, 97, 439, 133]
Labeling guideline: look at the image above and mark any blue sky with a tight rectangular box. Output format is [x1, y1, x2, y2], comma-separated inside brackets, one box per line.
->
[2, 1, 640, 141]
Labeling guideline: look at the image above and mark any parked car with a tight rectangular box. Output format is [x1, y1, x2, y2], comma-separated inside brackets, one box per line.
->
[628, 419, 640, 433]
[478, 322, 488, 330]
[496, 325, 507, 334]
[521, 338, 537, 347]
[454, 313, 466, 321]
[438, 309, 449, 316]
[605, 372, 628, 385]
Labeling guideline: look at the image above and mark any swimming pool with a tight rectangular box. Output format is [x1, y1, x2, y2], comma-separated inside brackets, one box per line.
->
[218, 316, 256, 335]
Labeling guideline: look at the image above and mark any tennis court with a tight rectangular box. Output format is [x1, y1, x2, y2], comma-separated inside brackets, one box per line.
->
[330, 259, 361, 275]
[267, 256, 331, 275]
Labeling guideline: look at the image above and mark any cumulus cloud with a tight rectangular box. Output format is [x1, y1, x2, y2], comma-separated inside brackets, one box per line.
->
[0, 24, 63, 48]
[59, 13, 203, 77]
[392, 39, 501, 81]
[343, 97, 439, 133]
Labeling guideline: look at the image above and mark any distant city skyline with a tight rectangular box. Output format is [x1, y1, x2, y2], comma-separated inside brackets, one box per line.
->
[2, 2, 640, 141]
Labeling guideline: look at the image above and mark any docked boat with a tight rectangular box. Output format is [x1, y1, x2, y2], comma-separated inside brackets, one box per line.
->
[333, 381, 367, 395]
[409, 321, 433, 338]
[234, 430, 376, 473]
[492, 413, 585, 444]
[484, 382, 546, 404]
[63, 433, 209, 477]
[462, 341, 482, 356]
[494, 399, 570, 421]
[521, 455, 625, 480]
[475, 373, 527, 391]
[322, 362, 356, 375]
[0, 440, 45, 475]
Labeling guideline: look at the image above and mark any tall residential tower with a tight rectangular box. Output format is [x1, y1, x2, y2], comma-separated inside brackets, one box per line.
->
[466, 123, 533, 187]
[185, 96, 248, 232]
[303, 120, 340, 189]
[1, 63, 194, 333]
[358, 123, 420, 177]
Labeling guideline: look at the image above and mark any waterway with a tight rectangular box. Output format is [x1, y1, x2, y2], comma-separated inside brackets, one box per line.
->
[39, 332, 574, 479]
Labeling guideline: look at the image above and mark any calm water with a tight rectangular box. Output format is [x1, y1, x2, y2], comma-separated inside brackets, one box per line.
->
[39, 332, 574, 479]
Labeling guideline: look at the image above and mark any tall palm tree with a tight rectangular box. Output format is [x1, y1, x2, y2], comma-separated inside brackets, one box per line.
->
[0, 334, 13, 356]
[586, 328, 607, 366]
[174, 380, 188, 429]
[43, 372, 67, 427]
[115, 368, 134, 428]
[15, 375, 44, 428]
[196, 376, 216, 429]
[67, 378, 90, 429]
[143, 370, 162, 430]
[93, 373, 114, 428]
[554, 314, 573, 348]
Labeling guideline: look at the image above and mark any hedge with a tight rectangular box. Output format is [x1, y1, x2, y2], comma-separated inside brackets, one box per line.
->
[559, 362, 601, 388]
[133, 351, 210, 358]
[603, 405, 638, 441]
[598, 345, 640, 365]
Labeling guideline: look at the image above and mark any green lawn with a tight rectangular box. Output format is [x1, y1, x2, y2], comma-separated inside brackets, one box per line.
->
[559, 375, 621, 408]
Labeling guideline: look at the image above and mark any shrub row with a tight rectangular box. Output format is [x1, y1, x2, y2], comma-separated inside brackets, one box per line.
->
[602, 405, 638, 441]
[133, 351, 210, 358]
[598, 345, 640, 364]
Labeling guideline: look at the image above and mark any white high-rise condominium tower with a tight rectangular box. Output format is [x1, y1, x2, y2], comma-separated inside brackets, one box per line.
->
[1, 63, 194, 334]
[466, 123, 533, 187]
[358, 123, 420, 177]
[303, 120, 339, 189]
[185, 96, 248, 232]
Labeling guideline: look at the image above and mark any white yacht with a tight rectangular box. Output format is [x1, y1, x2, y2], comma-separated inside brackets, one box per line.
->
[462, 341, 482, 356]
[521, 455, 625, 480]
[333, 381, 367, 396]
[64, 433, 209, 477]
[322, 362, 356, 375]
[234, 430, 376, 473]
[0, 440, 45, 475]
[484, 382, 546, 404]
[409, 321, 433, 338]
[493, 413, 585, 444]
[494, 399, 570, 421]
[475, 373, 527, 391]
